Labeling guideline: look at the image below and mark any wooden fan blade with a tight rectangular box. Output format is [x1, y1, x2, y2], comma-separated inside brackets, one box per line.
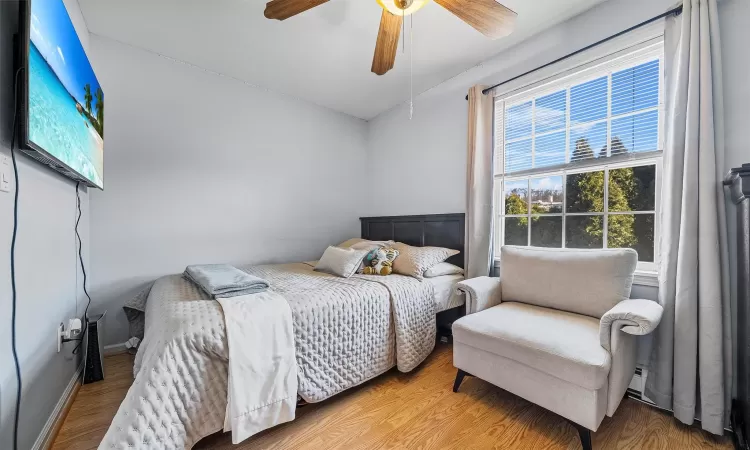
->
[371, 10, 402, 76]
[264, 0, 329, 20]
[434, 0, 516, 39]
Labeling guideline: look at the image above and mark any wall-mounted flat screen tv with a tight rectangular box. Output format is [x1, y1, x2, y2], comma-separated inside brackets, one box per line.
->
[17, 0, 104, 189]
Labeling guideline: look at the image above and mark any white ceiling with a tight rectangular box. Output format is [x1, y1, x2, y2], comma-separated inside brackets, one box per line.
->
[78, 0, 608, 120]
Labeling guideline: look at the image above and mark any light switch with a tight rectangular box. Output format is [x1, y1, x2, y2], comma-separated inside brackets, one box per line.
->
[0, 155, 11, 193]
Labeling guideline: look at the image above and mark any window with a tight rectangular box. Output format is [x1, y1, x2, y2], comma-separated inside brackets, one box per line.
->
[494, 43, 663, 273]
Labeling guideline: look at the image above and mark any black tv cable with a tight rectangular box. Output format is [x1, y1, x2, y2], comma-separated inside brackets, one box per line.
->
[9, 65, 24, 450]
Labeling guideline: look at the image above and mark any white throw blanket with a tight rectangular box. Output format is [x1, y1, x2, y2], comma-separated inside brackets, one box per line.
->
[217, 291, 297, 444]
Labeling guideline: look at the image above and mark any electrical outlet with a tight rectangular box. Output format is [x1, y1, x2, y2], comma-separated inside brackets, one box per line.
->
[58, 319, 83, 352]
[57, 323, 64, 352]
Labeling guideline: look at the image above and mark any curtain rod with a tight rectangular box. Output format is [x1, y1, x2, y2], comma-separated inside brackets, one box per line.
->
[464, 5, 684, 101]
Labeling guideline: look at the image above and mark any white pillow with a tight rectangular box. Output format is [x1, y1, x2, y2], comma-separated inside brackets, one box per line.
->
[314, 246, 370, 278]
[423, 262, 464, 278]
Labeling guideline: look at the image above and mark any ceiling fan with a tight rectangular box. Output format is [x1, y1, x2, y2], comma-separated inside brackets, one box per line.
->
[264, 0, 517, 76]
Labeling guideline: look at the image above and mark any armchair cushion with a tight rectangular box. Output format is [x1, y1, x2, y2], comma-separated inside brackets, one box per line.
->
[599, 299, 664, 352]
[499, 246, 637, 319]
[455, 276, 502, 314]
[452, 302, 612, 390]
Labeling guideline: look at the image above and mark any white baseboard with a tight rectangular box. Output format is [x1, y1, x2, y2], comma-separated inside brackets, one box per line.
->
[103, 342, 129, 356]
[32, 362, 83, 450]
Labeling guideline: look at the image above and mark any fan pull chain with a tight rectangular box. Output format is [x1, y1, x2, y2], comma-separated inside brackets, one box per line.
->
[409, 14, 413, 120]
[402, 8, 405, 53]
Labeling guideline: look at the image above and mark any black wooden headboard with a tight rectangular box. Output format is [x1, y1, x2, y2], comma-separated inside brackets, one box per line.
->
[359, 213, 465, 268]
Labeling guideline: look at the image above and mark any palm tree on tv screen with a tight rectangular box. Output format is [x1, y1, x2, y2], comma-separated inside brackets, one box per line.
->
[84, 84, 93, 114]
[95, 87, 104, 136]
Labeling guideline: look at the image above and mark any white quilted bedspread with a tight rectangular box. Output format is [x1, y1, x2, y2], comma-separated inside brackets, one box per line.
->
[99, 263, 435, 449]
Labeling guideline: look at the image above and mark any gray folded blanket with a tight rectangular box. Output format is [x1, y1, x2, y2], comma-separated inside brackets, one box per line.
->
[183, 264, 270, 298]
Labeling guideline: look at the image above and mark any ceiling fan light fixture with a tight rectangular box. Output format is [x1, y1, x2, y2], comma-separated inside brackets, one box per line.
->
[376, 0, 430, 16]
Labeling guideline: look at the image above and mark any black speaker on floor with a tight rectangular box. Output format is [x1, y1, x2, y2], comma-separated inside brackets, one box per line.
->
[83, 312, 106, 384]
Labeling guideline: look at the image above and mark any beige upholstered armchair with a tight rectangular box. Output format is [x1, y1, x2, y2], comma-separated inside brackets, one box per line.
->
[451, 246, 663, 450]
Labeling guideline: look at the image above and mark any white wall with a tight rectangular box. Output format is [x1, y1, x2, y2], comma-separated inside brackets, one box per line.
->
[718, 0, 750, 397]
[366, 0, 683, 217]
[88, 35, 369, 346]
[365, 0, 748, 366]
[367, 90, 468, 216]
[720, 0, 750, 174]
[366, 0, 748, 251]
[0, 1, 91, 448]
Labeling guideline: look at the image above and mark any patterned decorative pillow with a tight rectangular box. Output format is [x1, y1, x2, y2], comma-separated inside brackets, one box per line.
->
[391, 242, 460, 280]
[362, 247, 400, 276]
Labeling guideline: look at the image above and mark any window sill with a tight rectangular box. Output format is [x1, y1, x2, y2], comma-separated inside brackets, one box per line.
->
[633, 270, 659, 287]
[492, 260, 660, 287]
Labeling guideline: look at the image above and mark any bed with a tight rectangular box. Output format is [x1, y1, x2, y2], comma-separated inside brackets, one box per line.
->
[100, 214, 465, 449]
[360, 213, 467, 338]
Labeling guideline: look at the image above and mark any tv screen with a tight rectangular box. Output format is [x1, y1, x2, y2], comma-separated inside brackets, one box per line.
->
[19, 0, 104, 189]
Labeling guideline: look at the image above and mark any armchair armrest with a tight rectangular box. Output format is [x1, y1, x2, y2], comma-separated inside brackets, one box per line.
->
[455, 276, 502, 314]
[599, 299, 663, 352]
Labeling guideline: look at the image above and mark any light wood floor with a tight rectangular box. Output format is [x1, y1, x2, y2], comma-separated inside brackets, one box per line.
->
[53, 344, 732, 449]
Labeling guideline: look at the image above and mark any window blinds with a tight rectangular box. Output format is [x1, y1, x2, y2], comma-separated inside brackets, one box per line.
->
[494, 45, 663, 177]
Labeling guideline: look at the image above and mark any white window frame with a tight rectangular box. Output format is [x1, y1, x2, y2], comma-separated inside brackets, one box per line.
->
[492, 36, 665, 283]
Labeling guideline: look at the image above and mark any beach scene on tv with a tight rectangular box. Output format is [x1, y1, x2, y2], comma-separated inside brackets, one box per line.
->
[29, 0, 103, 188]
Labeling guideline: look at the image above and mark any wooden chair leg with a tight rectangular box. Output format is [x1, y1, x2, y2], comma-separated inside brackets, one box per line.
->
[573, 422, 593, 450]
[452, 369, 468, 393]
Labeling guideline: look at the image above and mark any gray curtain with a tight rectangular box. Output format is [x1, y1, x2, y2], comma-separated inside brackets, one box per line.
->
[645, 0, 732, 435]
[465, 85, 494, 278]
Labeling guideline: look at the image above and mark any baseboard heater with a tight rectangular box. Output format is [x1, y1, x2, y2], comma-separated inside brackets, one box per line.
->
[626, 367, 654, 403]
[628, 358, 742, 444]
